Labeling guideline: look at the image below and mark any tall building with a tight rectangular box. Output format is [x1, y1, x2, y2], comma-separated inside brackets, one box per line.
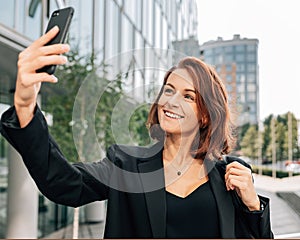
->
[200, 34, 259, 126]
[172, 35, 200, 64]
[0, 0, 198, 238]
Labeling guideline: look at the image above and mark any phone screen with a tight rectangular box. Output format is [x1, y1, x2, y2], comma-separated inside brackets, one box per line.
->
[36, 7, 74, 74]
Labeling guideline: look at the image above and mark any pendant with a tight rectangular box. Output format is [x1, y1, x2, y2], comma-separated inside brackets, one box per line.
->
[177, 171, 181, 176]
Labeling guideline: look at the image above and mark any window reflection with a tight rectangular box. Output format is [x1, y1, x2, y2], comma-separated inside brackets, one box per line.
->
[0, 0, 15, 28]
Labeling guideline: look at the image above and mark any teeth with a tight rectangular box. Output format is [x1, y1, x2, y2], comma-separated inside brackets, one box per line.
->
[165, 111, 183, 119]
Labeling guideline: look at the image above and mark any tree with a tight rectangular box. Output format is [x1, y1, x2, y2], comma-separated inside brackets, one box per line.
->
[240, 124, 259, 159]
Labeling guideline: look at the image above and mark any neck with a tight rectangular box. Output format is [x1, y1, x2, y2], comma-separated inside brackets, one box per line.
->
[163, 133, 197, 165]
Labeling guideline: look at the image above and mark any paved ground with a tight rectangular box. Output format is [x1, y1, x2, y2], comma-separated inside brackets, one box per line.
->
[44, 174, 300, 239]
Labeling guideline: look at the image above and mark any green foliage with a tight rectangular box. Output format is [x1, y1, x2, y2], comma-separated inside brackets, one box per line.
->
[128, 104, 152, 146]
[44, 49, 147, 162]
[43, 49, 152, 162]
[237, 112, 299, 162]
[240, 125, 259, 159]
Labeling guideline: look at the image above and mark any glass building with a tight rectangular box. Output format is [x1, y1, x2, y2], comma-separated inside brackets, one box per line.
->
[0, 0, 198, 237]
[200, 34, 259, 126]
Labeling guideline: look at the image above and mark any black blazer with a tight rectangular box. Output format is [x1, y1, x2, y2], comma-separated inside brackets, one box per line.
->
[0, 106, 273, 239]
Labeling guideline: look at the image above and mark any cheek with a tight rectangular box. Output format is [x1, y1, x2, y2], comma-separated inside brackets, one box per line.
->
[157, 94, 168, 106]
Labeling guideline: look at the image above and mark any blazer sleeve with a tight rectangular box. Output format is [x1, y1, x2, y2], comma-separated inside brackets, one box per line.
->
[223, 156, 274, 238]
[232, 191, 274, 238]
[0, 105, 111, 207]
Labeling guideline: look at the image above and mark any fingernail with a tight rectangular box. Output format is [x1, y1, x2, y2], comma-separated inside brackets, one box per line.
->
[52, 25, 59, 31]
[52, 75, 58, 82]
[62, 44, 70, 51]
[62, 56, 68, 63]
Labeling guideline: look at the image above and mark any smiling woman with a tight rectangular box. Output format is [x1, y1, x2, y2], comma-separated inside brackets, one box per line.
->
[147, 57, 234, 161]
[0, 38, 273, 239]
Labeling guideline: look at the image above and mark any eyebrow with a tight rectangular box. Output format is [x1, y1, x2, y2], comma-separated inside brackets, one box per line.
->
[165, 83, 196, 94]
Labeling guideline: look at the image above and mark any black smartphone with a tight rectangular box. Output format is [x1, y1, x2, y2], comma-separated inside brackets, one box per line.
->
[36, 7, 74, 75]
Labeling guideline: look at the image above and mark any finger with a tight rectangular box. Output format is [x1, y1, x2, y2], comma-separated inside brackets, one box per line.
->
[225, 167, 245, 178]
[226, 175, 246, 191]
[226, 161, 247, 170]
[20, 73, 58, 87]
[32, 55, 68, 72]
[38, 43, 70, 56]
[226, 162, 251, 174]
[30, 26, 60, 49]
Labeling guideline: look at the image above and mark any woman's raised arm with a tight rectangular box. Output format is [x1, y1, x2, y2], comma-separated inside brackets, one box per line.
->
[14, 26, 69, 127]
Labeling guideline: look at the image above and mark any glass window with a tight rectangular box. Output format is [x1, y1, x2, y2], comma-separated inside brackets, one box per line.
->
[235, 54, 244, 62]
[236, 74, 245, 83]
[162, 18, 168, 50]
[105, 1, 120, 59]
[12, 0, 42, 40]
[226, 75, 232, 82]
[237, 92, 245, 103]
[216, 54, 224, 64]
[124, 0, 136, 23]
[171, 2, 177, 34]
[135, 0, 142, 31]
[142, 1, 153, 45]
[115, 0, 123, 7]
[247, 53, 256, 62]
[247, 103, 257, 114]
[204, 57, 213, 65]
[247, 83, 256, 92]
[247, 92, 257, 101]
[154, 2, 161, 47]
[215, 47, 222, 54]
[247, 73, 256, 83]
[247, 63, 256, 72]
[247, 44, 256, 52]
[226, 85, 233, 92]
[135, 32, 144, 50]
[236, 64, 245, 72]
[235, 45, 245, 52]
[225, 54, 233, 62]
[0, 0, 15, 28]
[121, 15, 133, 52]
[204, 48, 213, 56]
[226, 64, 232, 71]
[177, 9, 182, 39]
[92, 0, 105, 62]
[225, 46, 233, 53]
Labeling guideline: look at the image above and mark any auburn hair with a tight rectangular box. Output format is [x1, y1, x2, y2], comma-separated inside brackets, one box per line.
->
[147, 57, 236, 160]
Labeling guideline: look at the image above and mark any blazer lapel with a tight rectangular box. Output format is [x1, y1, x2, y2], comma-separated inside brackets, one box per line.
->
[208, 161, 235, 238]
[137, 144, 166, 238]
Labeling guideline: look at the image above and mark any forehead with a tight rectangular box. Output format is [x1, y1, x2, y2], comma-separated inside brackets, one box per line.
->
[167, 68, 194, 88]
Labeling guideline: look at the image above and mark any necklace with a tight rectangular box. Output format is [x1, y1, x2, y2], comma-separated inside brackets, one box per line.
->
[169, 159, 205, 177]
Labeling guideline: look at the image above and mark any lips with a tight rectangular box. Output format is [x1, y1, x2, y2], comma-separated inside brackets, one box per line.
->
[163, 110, 184, 119]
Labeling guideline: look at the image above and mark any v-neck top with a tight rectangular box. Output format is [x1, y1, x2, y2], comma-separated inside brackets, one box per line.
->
[166, 181, 221, 238]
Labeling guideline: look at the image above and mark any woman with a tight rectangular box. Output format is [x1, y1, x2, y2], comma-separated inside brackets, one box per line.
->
[0, 26, 273, 238]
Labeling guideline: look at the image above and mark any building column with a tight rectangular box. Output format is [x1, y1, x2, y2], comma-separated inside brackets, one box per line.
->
[6, 144, 38, 238]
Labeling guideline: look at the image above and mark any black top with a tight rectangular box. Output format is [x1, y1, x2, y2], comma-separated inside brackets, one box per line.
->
[166, 181, 221, 238]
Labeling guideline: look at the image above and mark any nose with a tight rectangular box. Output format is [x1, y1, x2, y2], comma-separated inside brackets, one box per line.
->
[167, 91, 181, 107]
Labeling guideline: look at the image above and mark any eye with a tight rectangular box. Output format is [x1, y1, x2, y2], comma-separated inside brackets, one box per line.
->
[184, 94, 195, 102]
[163, 86, 174, 95]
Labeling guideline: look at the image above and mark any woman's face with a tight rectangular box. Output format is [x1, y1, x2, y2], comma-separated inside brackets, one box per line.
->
[157, 68, 199, 137]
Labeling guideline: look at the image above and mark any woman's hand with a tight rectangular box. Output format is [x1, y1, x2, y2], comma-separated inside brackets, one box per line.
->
[14, 26, 70, 127]
[225, 161, 260, 211]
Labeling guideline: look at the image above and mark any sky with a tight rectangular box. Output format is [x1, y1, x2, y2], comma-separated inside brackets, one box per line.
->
[196, 0, 300, 121]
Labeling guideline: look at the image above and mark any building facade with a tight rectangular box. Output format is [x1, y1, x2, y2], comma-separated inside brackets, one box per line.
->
[200, 34, 259, 126]
[172, 36, 200, 64]
[0, 0, 198, 237]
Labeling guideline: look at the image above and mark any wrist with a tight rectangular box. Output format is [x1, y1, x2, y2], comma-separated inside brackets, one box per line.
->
[246, 196, 260, 211]
[14, 100, 36, 128]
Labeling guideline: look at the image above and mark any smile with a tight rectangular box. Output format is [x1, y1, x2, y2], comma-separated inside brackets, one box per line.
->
[164, 110, 184, 119]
